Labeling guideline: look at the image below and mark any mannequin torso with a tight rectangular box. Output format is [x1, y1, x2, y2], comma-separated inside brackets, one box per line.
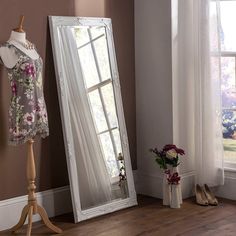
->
[0, 31, 39, 68]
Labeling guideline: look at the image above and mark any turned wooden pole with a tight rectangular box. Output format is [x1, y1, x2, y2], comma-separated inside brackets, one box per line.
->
[27, 139, 37, 214]
[11, 138, 62, 235]
[14, 15, 25, 33]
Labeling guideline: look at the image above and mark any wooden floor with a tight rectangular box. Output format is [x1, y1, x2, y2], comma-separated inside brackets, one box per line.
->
[1, 195, 236, 236]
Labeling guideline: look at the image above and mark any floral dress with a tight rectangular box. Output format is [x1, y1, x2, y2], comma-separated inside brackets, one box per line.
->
[0, 42, 49, 145]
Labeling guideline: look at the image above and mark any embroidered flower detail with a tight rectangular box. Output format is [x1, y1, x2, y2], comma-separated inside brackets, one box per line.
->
[42, 113, 48, 123]
[36, 73, 43, 88]
[21, 63, 36, 78]
[36, 97, 45, 114]
[11, 81, 17, 96]
[23, 112, 35, 125]
[28, 100, 35, 106]
[25, 90, 34, 100]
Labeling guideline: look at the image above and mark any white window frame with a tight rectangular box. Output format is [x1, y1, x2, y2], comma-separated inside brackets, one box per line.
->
[218, 0, 236, 167]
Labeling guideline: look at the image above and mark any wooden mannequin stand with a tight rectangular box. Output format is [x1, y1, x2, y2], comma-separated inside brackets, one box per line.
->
[7, 16, 62, 235]
[10, 139, 62, 235]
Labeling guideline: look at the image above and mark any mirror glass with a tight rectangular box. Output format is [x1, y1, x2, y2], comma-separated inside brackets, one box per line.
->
[75, 25, 128, 210]
[49, 17, 137, 222]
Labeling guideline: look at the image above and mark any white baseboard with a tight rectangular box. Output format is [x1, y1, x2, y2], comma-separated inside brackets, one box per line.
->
[135, 171, 195, 199]
[0, 185, 72, 231]
[135, 170, 236, 201]
[215, 170, 236, 200]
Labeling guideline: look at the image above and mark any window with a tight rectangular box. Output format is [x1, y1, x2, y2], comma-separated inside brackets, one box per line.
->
[75, 26, 123, 180]
[219, 0, 236, 163]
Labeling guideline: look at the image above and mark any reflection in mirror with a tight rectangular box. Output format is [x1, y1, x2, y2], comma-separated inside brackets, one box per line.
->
[75, 25, 128, 210]
[49, 17, 137, 222]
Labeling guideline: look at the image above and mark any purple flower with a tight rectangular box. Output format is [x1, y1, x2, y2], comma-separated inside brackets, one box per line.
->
[163, 144, 185, 155]
[163, 144, 177, 152]
[167, 172, 181, 185]
[176, 148, 185, 155]
[36, 104, 41, 112]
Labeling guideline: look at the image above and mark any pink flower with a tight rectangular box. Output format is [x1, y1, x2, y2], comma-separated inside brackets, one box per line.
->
[22, 63, 36, 78]
[11, 81, 17, 96]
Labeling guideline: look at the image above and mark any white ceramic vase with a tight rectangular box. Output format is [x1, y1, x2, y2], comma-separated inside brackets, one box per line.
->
[163, 166, 183, 208]
[162, 173, 171, 206]
[170, 184, 181, 208]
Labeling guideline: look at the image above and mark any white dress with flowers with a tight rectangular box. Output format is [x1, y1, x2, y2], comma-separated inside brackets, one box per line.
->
[0, 42, 49, 145]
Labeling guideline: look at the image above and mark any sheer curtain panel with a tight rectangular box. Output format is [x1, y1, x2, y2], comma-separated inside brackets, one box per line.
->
[172, 0, 224, 186]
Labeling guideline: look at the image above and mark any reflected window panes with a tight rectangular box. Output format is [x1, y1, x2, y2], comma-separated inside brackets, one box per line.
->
[75, 27, 90, 48]
[99, 132, 119, 177]
[113, 129, 122, 155]
[78, 44, 100, 88]
[75, 25, 123, 179]
[88, 90, 108, 133]
[90, 26, 106, 40]
[101, 84, 118, 128]
[94, 36, 111, 81]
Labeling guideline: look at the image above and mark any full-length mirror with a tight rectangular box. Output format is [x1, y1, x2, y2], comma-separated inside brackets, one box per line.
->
[49, 16, 137, 222]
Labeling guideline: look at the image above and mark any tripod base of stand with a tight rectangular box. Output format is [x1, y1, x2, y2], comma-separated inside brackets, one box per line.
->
[11, 202, 62, 236]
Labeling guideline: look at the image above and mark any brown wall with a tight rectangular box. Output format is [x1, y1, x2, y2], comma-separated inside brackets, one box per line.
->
[0, 0, 135, 200]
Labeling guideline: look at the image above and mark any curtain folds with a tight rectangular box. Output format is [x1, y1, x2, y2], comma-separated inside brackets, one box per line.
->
[59, 26, 112, 209]
[173, 0, 224, 186]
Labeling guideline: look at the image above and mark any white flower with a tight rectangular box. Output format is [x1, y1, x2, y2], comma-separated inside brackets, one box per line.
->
[36, 73, 43, 88]
[20, 62, 29, 71]
[23, 112, 35, 125]
[28, 100, 34, 106]
[166, 149, 177, 159]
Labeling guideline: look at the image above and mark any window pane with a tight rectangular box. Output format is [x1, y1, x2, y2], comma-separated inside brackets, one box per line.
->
[99, 132, 119, 177]
[78, 45, 100, 88]
[221, 57, 236, 109]
[101, 83, 118, 128]
[74, 27, 90, 48]
[90, 26, 106, 40]
[113, 129, 122, 155]
[93, 35, 111, 81]
[88, 90, 108, 132]
[220, 1, 236, 51]
[223, 136, 236, 163]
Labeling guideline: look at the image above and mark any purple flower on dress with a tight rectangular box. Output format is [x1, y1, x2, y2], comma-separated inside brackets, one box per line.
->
[11, 81, 17, 96]
[23, 112, 35, 125]
[36, 104, 41, 112]
[22, 63, 36, 78]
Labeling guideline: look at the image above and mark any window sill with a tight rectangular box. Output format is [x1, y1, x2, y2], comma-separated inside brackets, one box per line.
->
[224, 167, 236, 173]
[224, 161, 236, 171]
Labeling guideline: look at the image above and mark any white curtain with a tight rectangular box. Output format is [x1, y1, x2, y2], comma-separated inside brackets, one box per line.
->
[59, 26, 112, 209]
[173, 0, 224, 186]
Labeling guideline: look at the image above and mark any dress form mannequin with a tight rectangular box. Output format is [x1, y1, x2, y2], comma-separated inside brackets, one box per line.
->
[0, 16, 62, 235]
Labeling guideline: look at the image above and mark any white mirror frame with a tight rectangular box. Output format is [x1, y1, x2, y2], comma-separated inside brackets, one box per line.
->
[49, 16, 137, 222]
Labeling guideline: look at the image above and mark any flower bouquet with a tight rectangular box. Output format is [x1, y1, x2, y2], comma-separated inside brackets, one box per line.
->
[150, 144, 185, 208]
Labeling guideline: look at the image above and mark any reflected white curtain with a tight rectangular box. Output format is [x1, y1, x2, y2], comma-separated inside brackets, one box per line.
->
[59, 26, 112, 209]
[173, 0, 224, 186]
